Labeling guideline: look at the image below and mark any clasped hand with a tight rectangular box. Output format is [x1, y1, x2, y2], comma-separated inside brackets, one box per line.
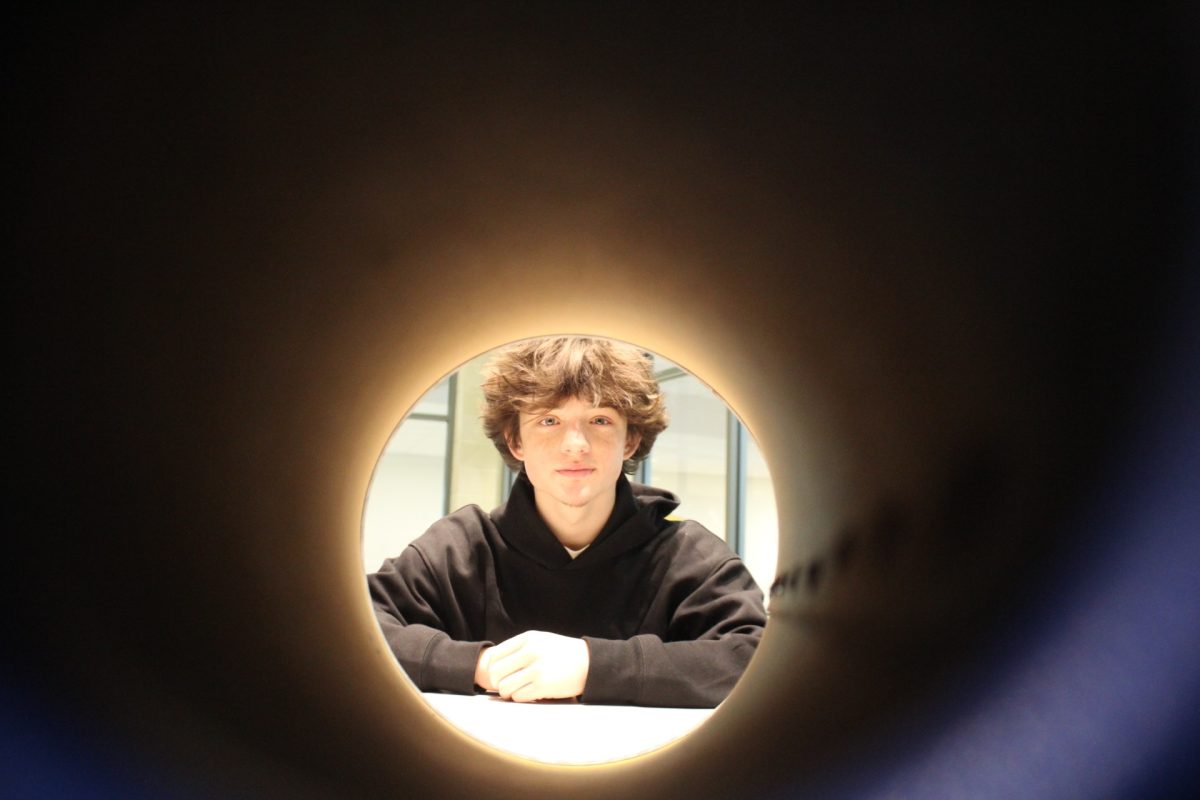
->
[474, 631, 590, 703]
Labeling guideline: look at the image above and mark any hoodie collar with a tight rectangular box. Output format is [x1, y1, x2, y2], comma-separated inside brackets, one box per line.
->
[493, 471, 679, 569]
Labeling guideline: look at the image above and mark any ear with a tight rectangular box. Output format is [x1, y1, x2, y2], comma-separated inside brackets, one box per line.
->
[623, 430, 642, 459]
[506, 432, 524, 462]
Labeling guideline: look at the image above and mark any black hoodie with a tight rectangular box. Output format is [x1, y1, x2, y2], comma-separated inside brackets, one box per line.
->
[368, 472, 766, 707]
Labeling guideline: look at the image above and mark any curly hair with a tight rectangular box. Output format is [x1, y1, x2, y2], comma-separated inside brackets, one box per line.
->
[480, 336, 669, 474]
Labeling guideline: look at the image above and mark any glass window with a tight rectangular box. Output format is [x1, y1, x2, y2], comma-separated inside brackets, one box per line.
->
[361, 417, 448, 572]
[410, 377, 451, 417]
[651, 354, 683, 375]
[643, 366, 779, 592]
[647, 374, 729, 540]
[742, 437, 778, 597]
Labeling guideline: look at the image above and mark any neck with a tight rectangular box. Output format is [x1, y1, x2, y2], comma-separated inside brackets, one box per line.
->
[532, 486, 617, 550]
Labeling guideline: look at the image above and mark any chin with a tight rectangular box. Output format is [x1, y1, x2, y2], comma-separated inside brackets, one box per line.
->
[559, 492, 593, 508]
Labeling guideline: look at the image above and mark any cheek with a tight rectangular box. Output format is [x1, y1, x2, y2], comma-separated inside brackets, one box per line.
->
[608, 431, 633, 456]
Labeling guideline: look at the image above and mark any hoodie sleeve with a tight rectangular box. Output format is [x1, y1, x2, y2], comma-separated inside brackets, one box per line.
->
[368, 544, 492, 695]
[580, 552, 766, 708]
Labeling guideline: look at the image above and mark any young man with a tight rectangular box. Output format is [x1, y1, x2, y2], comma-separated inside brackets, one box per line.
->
[368, 337, 766, 708]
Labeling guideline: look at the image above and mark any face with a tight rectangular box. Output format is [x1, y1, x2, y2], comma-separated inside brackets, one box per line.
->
[507, 396, 642, 514]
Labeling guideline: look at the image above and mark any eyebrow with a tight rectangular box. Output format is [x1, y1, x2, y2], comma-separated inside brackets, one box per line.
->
[525, 406, 619, 417]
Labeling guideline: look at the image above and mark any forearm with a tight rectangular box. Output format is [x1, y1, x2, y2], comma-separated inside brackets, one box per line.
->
[374, 610, 491, 694]
[369, 546, 494, 694]
[580, 631, 760, 708]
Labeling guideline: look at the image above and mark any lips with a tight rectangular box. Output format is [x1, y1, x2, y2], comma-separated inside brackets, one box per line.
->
[555, 467, 595, 478]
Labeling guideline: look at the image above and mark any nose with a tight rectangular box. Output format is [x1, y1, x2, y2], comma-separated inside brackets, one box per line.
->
[560, 422, 590, 453]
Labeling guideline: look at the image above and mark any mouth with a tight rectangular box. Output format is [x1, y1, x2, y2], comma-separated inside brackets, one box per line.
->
[555, 467, 596, 478]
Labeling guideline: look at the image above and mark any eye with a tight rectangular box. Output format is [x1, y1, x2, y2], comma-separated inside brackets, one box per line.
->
[537, 416, 558, 427]
[592, 416, 613, 426]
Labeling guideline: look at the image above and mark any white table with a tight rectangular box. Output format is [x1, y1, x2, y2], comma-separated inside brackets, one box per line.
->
[421, 692, 715, 765]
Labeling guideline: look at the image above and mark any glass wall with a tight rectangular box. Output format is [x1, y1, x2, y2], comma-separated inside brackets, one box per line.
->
[644, 363, 730, 540]
[361, 416, 449, 573]
[641, 356, 777, 593]
[741, 435, 778, 593]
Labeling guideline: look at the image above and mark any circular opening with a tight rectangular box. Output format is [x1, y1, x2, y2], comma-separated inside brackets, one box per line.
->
[362, 336, 777, 765]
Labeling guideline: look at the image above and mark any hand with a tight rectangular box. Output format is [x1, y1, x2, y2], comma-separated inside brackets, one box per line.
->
[485, 630, 590, 703]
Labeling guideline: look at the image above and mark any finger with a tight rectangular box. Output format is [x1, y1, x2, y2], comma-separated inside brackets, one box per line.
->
[495, 666, 536, 701]
[486, 631, 532, 661]
[509, 681, 544, 704]
[486, 648, 535, 687]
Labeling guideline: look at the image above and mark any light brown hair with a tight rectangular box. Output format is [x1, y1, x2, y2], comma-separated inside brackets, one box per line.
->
[481, 336, 669, 473]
